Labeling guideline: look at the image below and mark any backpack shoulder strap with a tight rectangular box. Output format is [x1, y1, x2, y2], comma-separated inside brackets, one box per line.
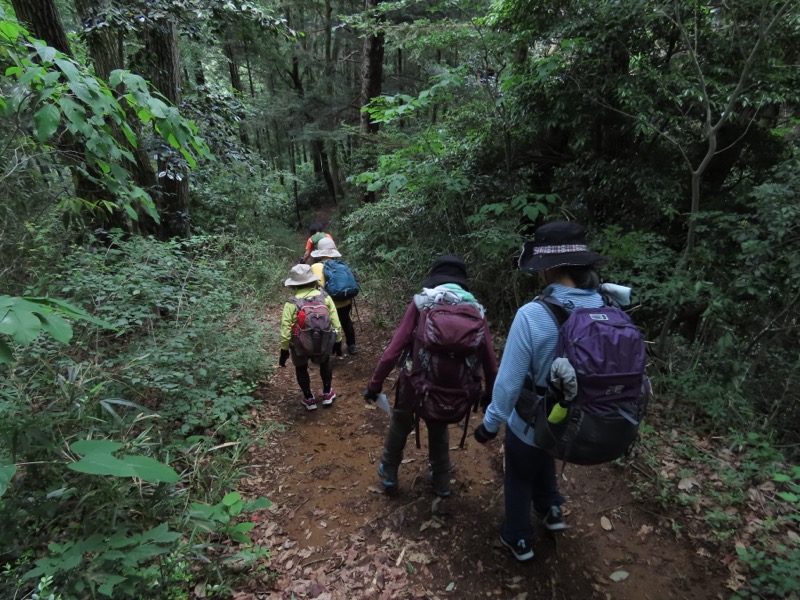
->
[534, 295, 569, 328]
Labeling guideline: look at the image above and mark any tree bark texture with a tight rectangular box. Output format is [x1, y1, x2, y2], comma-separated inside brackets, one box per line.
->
[74, 0, 160, 236]
[12, 0, 71, 55]
[12, 0, 132, 231]
[143, 19, 190, 239]
[359, 0, 385, 135]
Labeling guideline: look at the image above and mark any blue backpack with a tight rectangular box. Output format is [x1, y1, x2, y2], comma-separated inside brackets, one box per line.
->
[518, 296, 650, 465]
[322, 260, 360, 301]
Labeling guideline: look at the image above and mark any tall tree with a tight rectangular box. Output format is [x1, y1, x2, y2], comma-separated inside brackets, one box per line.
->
[73, 0, 161, 235]
[142, 16, 190, 239]
[11, 0, 70, 55]
[11, 0, 128, 231]
[359, 0, 385, 136]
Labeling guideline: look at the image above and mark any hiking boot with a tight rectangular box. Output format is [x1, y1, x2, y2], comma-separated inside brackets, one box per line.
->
[538, 506, 568, 532]
[347, 344, 358, 355]
[302, 395, 318, 411]
[321, 390, 336, 407]
[499, 535, 534, 562]
[377, 463, 398, 492]
[429, 470, 452, 498]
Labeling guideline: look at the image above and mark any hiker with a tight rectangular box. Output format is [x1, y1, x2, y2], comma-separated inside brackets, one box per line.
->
[363, 256, 498, 498]
[279, 264, 343, 411]
[311, 237, 360, 356]
[473, 221, 611, 562]
[301, 222, 333, 264]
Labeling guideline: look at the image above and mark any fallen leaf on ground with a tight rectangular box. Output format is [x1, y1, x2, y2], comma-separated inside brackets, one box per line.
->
[609, 570, 629, 582]
[677, 477, 698, 491]
[636, 524, 653, 539]
[600, 516, 613, 531]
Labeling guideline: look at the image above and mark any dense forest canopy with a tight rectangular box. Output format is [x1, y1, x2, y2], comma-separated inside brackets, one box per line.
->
[1, 0, 799, 598]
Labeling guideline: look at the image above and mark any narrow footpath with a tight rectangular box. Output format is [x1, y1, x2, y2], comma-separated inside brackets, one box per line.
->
[234, 300, 727, 600]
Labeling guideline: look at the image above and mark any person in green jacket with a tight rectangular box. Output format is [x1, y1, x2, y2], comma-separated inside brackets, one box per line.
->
[279, 264, 343, 410]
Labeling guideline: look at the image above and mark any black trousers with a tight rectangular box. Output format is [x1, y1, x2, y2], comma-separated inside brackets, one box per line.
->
[290, 351, 332, 398]
[336, 302, 356, 347]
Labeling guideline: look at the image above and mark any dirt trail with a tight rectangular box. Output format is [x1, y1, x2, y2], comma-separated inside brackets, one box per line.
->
[235, 298, 727, 600]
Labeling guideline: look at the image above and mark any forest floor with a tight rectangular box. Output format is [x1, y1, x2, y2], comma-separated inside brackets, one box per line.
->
[230, 299, 730, 600]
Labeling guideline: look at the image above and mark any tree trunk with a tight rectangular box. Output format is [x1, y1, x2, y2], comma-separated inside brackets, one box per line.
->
[359, 0, 385, 136]
[289, 139, 300, 226]
[12, 0, 71, 55]
[12, 0, 132, 231]
[329, 141, 344, 200]
[74, 0, 160, 236]
[143, 18, 190, 239]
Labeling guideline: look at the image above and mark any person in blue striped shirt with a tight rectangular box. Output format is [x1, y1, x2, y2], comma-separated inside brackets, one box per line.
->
[474, 221, 606, 562]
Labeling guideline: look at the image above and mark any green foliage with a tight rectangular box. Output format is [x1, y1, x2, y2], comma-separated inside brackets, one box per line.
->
[0, 296, 110, 364]
[0, 233, 279, 599]
[67, 439, 180, 483]
[188, 492, 271, 544]
[0, 7, 210, 225]
[23, 523, 181, 598]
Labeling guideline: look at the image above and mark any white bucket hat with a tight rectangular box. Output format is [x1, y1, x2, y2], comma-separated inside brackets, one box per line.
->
[311, 236, 342, 258]
[284, 264, 320, 287]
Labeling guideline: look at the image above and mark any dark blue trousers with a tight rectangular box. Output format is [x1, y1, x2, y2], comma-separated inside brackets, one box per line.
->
[501, 429, 564, 543]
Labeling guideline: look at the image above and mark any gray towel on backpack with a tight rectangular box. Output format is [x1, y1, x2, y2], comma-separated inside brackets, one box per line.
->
[550, 357, 578, 403]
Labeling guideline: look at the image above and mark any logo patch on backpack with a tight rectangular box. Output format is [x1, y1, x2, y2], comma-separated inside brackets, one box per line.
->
[530, 297, 649, 466]
[289, 293, 336, 358]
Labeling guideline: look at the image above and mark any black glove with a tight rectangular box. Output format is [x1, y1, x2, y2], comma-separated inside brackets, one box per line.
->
[279, 349, 289, 367]
[473, 423, 498, 444]
[333, 341, 343, 356]
[363, 387, 379, 403]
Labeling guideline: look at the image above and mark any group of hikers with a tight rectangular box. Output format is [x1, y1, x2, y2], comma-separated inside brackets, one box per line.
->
[279, 220, 649, 562]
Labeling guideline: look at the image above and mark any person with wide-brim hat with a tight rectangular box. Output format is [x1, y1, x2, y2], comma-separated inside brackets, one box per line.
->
[279, 264, 343, 411]
[363, 255, 499, 498]
[311, 238, 359, 356]
[473, 221, 607, 562]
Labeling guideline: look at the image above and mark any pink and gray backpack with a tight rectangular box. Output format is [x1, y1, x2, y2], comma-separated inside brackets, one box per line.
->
[289, 293, 336, 359]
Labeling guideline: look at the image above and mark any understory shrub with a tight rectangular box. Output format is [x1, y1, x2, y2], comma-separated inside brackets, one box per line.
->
[0, 234, 281, 599]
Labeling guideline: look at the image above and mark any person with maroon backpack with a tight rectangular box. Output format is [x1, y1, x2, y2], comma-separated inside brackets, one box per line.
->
[363, 256, 498, 498]
[279, 264, 343, 411]
[473, 221, 646, 563]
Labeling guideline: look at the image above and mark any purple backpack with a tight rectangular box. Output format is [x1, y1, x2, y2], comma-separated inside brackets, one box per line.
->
[532, 296, 649, 465]
[408, 302, 487, 447]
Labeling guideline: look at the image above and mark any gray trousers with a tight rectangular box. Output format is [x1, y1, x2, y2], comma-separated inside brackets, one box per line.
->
[380, 406, 452, 475]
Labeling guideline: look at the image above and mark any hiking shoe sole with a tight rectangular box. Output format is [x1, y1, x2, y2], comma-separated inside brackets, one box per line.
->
[538, 507, 568, 531]
[499, 535, 534, 562]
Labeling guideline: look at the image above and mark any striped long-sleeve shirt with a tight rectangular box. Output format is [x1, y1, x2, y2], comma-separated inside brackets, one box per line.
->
[482, 284, 604, 446]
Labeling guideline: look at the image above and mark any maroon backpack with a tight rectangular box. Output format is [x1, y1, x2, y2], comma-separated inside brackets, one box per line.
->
[408, 302, 487, 447]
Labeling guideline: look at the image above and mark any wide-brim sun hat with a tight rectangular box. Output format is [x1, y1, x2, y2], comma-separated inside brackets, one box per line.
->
[284, 263, 320, 287]
[311, 237, 341, 258]
[518, 221, 605, 273]
[421, 255, 470, 289]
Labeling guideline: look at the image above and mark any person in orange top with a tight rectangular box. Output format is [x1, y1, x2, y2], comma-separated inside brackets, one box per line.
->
[301, 222, 334, 264]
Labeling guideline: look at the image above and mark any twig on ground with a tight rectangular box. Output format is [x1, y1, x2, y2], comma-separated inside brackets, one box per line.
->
[375, 496, 425, 522]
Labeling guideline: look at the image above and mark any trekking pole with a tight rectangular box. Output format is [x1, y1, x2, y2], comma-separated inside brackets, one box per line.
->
[353, 297, 364, 332]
